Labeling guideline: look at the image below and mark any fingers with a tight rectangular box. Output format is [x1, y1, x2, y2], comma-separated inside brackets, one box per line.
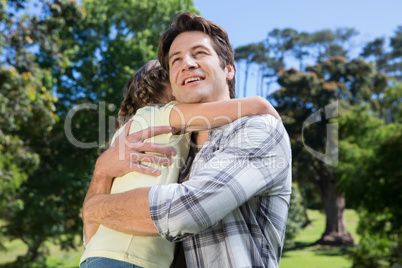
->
[138, 142, 176, 156]
[107, 124, 176, 177]
[114, 153, 168, 177]
[110, 119, 133, 147]
[119, 139, 175, 157]
[123, 126, 176, 156]
[128, 152, 173, 166]
[129, 163, 162, 177]
[124, 152, 174, 177]
[124, 119, 133, 136]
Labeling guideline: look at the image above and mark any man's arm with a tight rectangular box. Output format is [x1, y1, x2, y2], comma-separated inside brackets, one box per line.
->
[82, 122, 176, 243]
[149, 115, 292, 241]
[83, 187, 158, 236]
[84, 116, 291, 243]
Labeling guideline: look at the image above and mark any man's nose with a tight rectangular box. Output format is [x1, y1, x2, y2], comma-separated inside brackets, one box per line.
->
[181, 54, 197, 71]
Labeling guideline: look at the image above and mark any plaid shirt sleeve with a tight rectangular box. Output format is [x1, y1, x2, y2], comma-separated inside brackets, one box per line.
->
[149, 115, 291, 242]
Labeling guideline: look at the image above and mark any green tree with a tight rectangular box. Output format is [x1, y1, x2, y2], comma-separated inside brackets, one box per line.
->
[235, 42, 269, 97]
[308, 29, 336, 62]
[292, 32, 311, 70]
[284, 183, 305, 249]
[271, 57, 388, 246]
[361, 38, 388, 72]
[337, 84, 402, 266]
[361, 25, 402, 81]
[388, 26, 402, 80]
[1, 0, 198, 265]
[264, 28, 295, 73]
[334, 27, 359, 52]
[235, 28, 359, 98]
[306, 28, 358, 63]
[1, 0, 85, 264]
[0, 66, 57, 246]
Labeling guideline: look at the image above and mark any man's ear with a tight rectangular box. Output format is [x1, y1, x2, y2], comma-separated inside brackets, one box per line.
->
[225, 64, 235, 81]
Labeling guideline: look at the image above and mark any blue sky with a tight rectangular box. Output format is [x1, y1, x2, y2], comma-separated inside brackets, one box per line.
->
[25, 0, 402, 97]
[193, 0, 402, 96]
[194, 0, 401, 49]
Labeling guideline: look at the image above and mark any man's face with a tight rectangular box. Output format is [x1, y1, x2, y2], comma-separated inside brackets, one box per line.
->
[168, 31, 234, 103]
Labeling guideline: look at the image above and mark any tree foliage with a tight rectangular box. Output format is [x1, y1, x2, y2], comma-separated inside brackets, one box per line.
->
[337, 85, 402, 266]
[235, 42, 269, 97]
[271, 56, 388, 246]
[361, 26, 402, 80]
[0, 66, 57, 244]
[284, 183, 304, 249]
[234, 27, 361, 99]
[1, 0, 86, 264]
[1, 0, 198, 265]
[233, 25, 401, 256]
[2, 1, 401, 265]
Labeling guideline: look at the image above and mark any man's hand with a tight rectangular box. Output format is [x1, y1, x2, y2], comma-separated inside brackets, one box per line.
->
[82, 121, 175, 243]
[95, 120, 176, 179]
[84, 216, 99, 246]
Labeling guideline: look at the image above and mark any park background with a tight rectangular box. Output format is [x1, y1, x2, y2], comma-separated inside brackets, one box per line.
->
[1, 0, 401, 267]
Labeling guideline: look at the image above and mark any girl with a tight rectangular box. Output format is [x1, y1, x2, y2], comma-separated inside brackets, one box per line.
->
[80, 60, 280, 268]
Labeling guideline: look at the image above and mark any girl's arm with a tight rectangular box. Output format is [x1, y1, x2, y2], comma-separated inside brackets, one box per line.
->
[169, 96, 281, 134]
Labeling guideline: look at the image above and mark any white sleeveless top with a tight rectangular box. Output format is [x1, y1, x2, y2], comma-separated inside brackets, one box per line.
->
[80, 101, 190, 268]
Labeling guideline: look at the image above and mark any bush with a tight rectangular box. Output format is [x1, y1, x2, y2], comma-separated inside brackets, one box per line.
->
[284, 183, 305, 249]
[351, 210, 401, 268]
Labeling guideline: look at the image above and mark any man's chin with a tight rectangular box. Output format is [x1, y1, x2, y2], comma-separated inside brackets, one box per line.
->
[179, 95, 207, 103]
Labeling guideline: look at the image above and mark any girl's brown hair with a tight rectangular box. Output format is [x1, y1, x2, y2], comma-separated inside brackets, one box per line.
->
[116, 60, 171, 129]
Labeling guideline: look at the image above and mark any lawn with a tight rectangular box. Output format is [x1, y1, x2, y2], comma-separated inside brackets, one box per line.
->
[280, 209, 359, 268]
[0, 209, 359, 267]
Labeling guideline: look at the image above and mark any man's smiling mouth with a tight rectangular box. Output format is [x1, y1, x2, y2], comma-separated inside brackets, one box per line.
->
[183, 76, 204, 85]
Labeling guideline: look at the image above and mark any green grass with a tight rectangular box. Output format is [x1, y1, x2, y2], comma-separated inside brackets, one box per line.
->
[0, 209, 359, 267]
[280, 209, 359, 268]
[0, 239, 84, 267]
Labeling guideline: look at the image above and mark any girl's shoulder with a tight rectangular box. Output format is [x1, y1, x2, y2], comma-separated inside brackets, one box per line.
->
[134, 101, 179, 116]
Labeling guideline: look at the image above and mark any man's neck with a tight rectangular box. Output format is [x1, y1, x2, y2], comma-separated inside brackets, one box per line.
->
[190, 92, 231, 147]
[194, 130, 209, 147]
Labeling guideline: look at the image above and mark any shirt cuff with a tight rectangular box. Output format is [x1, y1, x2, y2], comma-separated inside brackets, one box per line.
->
[148, 184, 174, 241]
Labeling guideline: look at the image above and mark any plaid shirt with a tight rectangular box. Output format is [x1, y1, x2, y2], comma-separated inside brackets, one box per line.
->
[149, 115, 292, 268]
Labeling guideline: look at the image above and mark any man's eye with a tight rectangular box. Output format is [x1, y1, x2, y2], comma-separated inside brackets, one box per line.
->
[171, 58, 180, 65]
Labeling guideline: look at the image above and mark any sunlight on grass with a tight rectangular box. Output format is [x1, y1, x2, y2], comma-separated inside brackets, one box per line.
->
[1, 239, 28, 264]
[0, 209, 359, 267]
[280, 209, 359, 268]
[0, 238, 84, 267]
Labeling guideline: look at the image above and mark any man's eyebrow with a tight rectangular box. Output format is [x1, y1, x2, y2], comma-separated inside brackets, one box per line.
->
[168, 51, 181, 61]
[168, 45, 210, 61]
[192, 45, 209, 51]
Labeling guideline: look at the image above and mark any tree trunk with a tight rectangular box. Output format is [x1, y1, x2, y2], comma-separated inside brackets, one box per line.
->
[300, 192, 312, 228]
[316, 178, 354, 246]
[243, 62, 250, 98]
[259, 67, 265, 97]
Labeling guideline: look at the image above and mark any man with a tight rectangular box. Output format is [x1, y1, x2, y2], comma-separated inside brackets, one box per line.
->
[83, 12, 292, 267]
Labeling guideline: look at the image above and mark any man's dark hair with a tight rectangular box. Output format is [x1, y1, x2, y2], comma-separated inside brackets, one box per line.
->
[158, 12, 236, 99]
